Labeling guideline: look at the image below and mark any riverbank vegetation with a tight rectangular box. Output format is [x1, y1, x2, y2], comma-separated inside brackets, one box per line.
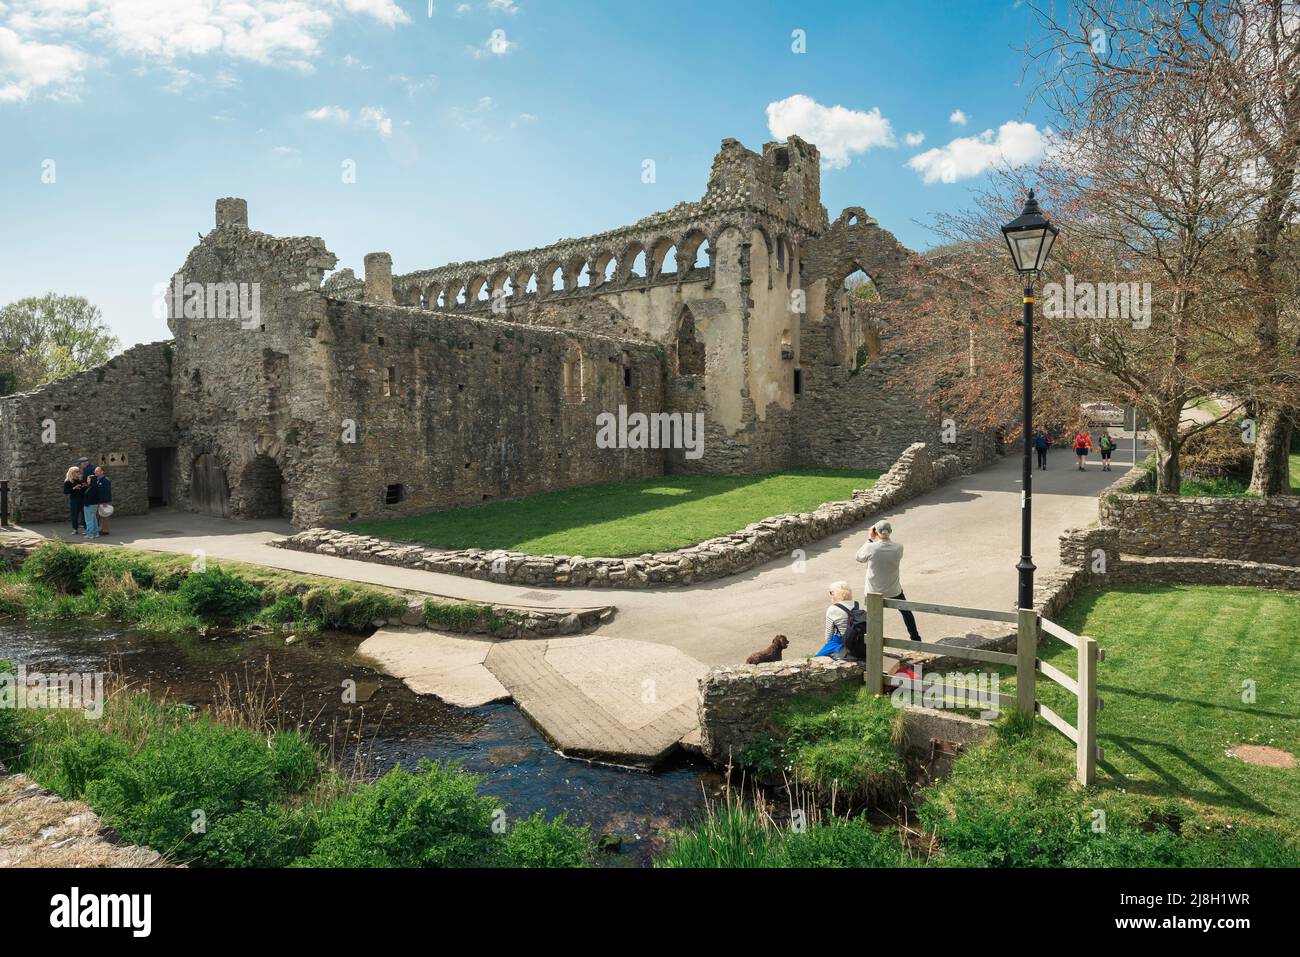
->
[0, 541, 408, 635]
[663, 583, 1300, 868]
[0, 660, 591, 868]
[350, 469, 882, 556]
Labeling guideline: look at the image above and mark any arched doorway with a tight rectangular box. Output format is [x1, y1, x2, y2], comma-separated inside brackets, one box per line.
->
[190, 453, 230, 518]
[240, 454, 289, 519]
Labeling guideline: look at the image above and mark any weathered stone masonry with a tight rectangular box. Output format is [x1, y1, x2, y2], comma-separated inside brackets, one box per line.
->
[1, 135, 990, 527]
[0, 343, 175, 523]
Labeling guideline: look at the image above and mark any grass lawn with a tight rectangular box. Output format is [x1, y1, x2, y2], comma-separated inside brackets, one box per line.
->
[1016, 584, 1300, 830]
[350, 469, 881, 556]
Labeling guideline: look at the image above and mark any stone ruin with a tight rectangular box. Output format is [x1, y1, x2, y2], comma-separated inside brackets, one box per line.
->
[0, 135, 992, 529]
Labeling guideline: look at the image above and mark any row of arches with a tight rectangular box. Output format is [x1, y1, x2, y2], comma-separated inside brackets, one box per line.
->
[392, 230, 718, 311]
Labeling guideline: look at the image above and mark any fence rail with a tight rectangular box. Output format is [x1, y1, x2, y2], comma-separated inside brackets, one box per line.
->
[864, 592, 1102, 785]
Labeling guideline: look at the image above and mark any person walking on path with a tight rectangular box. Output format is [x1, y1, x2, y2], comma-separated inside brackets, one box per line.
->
[82, 467, 103, 539]
[63, 466, 86, 535]
[855, 519, 922, 642]
[93, 466, 114, 535]
[1098, 432, 1115, 471]
[1072, 430, 1093, 471]
[1033, 429, 1051, 470]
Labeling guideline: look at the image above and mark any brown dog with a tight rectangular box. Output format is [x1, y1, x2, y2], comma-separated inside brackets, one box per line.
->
[746, 635, 789, 665]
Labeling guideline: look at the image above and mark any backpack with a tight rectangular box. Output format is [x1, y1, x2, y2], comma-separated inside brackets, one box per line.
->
[834, 602, 868, 661]
[1100, 434, 1114, 451]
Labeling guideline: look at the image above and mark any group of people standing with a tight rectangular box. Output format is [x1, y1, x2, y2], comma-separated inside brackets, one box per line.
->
[62, 457, 113, 538]
[1033, 429, 1117, 472]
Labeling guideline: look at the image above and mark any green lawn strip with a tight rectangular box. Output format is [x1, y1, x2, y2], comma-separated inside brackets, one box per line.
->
[350, 469, 881, 556]
[0, 541, 419, 635]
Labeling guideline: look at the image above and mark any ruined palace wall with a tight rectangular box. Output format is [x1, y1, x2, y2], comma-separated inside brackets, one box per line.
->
[0, 342, 175, 523]
[166, 215, 341, 527]
[319, 300, 666, 524]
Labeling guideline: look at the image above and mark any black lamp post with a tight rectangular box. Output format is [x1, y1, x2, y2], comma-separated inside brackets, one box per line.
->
[1001, 189, 1059, 612]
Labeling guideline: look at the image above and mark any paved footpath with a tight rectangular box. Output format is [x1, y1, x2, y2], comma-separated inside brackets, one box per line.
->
[16, 451, 1125, 763]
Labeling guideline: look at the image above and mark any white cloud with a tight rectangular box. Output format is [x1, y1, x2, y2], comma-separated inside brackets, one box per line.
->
[488, 0, 519, 13]
[903, 131, 925, 147]
[358, 104, 391, 138]
[0, 0, 410, 100]
[0, 25, 89, 102]
[765, 94, 895, 170]
[949, 109, 968, 126]
[906, 121, 1047, 184]
[391, 72, 437, 95]
[305, 104, 350, 123]
[271, 145, 298, 154]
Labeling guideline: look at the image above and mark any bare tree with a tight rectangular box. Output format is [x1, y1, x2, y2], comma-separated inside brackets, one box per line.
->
[1027, 0, 1300, 493]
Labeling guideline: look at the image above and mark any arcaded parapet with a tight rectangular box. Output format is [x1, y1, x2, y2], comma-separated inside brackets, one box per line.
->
[0, 342, 175, 523]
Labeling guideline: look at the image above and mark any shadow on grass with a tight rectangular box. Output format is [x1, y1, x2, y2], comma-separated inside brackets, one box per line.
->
[1100, 735, 1278, 818]
[348, 469, 882, 555]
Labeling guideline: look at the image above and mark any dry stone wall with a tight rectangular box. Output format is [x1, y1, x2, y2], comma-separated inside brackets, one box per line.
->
[276, 442, 963, 588]
[1098, 467, 1300, 566]
[697, 659, 865, 763]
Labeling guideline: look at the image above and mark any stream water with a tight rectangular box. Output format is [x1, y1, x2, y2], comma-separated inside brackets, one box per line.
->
[0, 620, 718, 866]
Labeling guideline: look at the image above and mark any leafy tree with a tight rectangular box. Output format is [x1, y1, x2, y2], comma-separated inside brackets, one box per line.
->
[0, 293, 119, 394]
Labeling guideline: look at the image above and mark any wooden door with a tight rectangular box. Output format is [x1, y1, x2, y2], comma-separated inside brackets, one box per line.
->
[190, 453, 230, 518]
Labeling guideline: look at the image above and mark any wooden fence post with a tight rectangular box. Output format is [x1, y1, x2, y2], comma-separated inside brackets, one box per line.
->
[1077, 635, 1099, 785]
[865, 592, 884, 695]
[1016, 607, 1038, 717]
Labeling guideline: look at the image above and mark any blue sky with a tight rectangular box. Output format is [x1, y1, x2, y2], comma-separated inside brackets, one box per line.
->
[1, 0, 1051, 348]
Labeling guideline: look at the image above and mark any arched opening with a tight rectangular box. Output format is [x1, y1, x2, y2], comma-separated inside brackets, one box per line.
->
[652, 239, 677, 278]
[693, 239, 711, 270]
[190, 452, 230, 518]
[455, 283, 468, 306]
[594, 252, 617, 285]
[436, 287, 447, 308]
[523, 272, 539, 295]
[575, 259, 592, 288]
[471, 276, 490, 303]
[546, 263, 565, 295]
[675, 307, 706, 376]
[239, 454, 288, 519]
[629, 248, 647, 279]
[840, 267, 882, 367]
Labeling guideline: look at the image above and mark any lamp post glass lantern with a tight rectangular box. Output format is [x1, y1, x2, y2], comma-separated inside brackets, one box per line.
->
[1001, 189, 1059, 611]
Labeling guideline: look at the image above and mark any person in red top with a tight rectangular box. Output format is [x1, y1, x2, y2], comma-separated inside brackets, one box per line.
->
[1073, 430, 1093, 470]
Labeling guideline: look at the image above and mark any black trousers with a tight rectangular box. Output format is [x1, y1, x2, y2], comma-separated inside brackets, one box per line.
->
[1036, 448, 1047, 468]
[892, 590, 922, 641]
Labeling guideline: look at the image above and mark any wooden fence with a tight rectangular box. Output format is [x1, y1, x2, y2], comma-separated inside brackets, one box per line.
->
[862, 593, 1104, 785]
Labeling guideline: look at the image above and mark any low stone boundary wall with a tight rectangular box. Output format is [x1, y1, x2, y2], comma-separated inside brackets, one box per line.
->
[275, 442, 964, 589]
[697, 659, 865, 763]
[1098, 467, 1300, 566]
[1055, 523, 1300, 594]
